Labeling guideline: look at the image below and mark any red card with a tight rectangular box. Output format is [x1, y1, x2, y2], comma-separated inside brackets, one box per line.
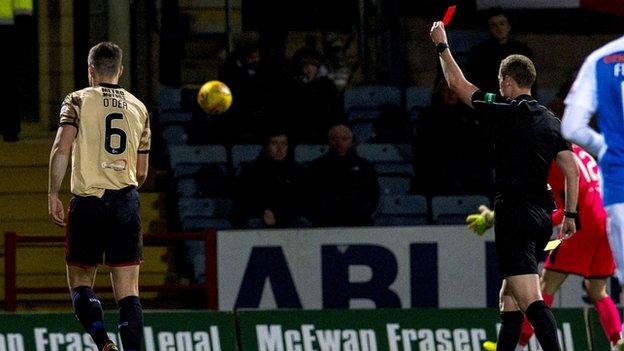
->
[442, 5, 456, 26]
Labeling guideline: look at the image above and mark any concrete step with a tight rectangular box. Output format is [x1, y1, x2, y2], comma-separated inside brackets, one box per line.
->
[0, 139, 52, 167]
[180, 7, 241, 33]
[0, 192, 164, 222]
[0, 166, 69, 194]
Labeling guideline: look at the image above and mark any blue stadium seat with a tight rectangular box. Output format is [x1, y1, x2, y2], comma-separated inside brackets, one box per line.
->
[181, 217, 232, 231]
[156, 86, 182, 112]
[347, 109, 384, 123]
[405, 87, 432, 113]
[168, 145, 228, 178]
[158, 111, 192, 125]
[378, 176, 412, 195]
[431, 195, 491, 224]
[357, 144, 414, 176]
[162, 125, 188, 146]
[375, 194, 429, 226]
[176, 178, 200, 197]
[294, 144, 329, 164]
[344, 85, 402, 112]
[351, 122, 376, 143]
[231, 144, 262, 170]
[178, 198, 233, 219]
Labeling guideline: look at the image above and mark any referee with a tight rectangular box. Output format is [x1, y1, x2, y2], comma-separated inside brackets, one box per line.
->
[430, 22, 579, 351]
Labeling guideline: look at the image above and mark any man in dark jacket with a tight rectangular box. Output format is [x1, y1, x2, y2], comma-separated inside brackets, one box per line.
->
[309, 124, 379, 226]
[467, 8, 534, 94]
[235, 131, 310, 228]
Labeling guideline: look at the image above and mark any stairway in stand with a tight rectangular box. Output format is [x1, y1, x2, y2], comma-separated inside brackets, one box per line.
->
[0, 122, 167, 310]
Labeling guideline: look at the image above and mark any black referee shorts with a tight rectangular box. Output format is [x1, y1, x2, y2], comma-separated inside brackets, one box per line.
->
[65, 186, 143, 267]
[495, 197, 553, 278]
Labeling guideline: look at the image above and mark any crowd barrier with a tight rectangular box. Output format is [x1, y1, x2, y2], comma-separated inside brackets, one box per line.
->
[0, 308, 611, 350]
[3, 231, 218, 311]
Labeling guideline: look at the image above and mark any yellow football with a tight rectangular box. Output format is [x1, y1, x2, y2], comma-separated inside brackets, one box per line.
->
[197, 80, 232, 114]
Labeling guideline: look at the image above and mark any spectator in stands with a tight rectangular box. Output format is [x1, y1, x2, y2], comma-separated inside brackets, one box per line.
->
[233, 131, 311, 228]
[309, 124, 379, 226]
[281, 56, 343, 143]
[214, 35, 274, 143]
[466, 8, 534, 94]
[324, 31, 358, 89]
[290, 33, 327, 77]
[414, 80, 492, 195]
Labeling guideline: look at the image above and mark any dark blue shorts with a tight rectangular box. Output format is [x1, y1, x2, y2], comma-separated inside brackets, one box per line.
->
[65, 187, 143, 267]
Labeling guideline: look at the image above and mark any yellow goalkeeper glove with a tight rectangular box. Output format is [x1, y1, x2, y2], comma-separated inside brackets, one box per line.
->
[466, 205, 495, 236]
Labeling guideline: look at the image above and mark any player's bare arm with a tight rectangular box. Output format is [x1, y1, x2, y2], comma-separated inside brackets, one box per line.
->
[430, 21, 479, 108]
[48, 124, 77, 227]
[556, 150, 580, 238]
[136, 153, 149, 188]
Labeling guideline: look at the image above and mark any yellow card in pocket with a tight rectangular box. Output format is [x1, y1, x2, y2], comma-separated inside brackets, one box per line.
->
[544, 239, 562, 251]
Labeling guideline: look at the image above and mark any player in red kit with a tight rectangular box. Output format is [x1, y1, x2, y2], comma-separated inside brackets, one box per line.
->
[470, 145, 623, 350]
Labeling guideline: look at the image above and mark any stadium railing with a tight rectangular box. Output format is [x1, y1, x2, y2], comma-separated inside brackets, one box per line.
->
[3, 230, 217, 312]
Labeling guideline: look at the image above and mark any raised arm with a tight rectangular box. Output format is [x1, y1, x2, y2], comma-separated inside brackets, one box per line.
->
[430, 21, 479, 108]
[555, 149, 579, 238]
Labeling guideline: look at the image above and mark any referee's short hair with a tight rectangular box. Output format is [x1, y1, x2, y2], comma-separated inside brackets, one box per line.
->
[499, 54, 536, 88]
[88, 42, 122, 77]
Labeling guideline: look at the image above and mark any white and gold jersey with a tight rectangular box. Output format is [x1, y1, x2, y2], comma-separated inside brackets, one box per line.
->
[59, 83, 150, 197]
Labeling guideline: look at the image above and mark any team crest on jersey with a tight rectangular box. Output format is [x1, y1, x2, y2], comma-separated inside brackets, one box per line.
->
[101, 159, 127, 171]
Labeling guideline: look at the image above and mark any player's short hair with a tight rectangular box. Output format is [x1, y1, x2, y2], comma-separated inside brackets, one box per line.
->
[499, 54, 536, 88]
[88, 42, 122, 77]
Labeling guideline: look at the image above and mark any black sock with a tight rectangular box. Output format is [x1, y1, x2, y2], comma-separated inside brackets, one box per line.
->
[71, 286, 110, 349]
[525, 300, 561, 351]
[118, 296, 143, 351]
[497, 311, 523, 350]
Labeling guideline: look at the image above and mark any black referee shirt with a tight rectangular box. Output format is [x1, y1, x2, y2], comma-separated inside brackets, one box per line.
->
[471, 91, 571, 197]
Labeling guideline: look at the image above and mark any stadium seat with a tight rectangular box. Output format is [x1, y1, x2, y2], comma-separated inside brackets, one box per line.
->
[375, 194, 429, 226]
[178, 198, 233, 219]
[431, 195, 491, 224]
[378, 176, 412, 195]
[294, 144, 329, 164]
[231, 144, 262, 170]
[176, 178, 199, 197]
[344, 86, 402, 134]
[158, 111, 192, 125]
[405, 86, 432, 114]
[358, 144, 414, 176]
[181, 217, 232, 231]
[156, 86, 182, 112]
[344, 85, 402, 112]
[168, 145, 228, 178]
[162, 125, 188, 146]
[351, 122, 376, 143]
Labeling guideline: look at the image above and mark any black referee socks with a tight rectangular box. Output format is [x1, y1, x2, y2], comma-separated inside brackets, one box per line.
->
[118, 295, 143, 351]
[497, 311, 523, 350]
[71, 286, 111, 350]
[525, 300, 561, 351]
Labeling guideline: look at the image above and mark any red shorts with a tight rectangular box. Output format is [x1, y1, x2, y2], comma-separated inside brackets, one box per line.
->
[544, 217, 615, 278]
